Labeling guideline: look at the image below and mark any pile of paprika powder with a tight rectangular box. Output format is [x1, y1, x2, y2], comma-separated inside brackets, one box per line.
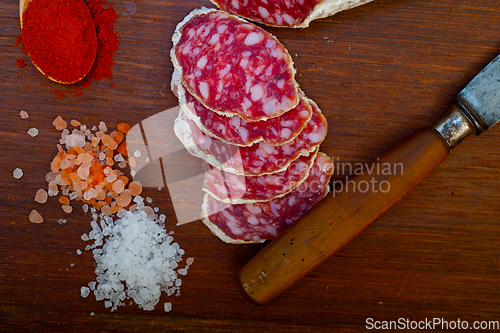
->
[19, 0, 118, 96]
[22, 0, 97, 84]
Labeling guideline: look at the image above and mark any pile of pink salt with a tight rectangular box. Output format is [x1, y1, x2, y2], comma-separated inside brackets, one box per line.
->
[30, 116, 141, 223]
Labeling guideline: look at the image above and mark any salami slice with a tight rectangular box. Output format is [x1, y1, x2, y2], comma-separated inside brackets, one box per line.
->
[203, 150, 318, 204]
[174, 98, 327, 176]
[171, 8, 299, 121]
[172, 70, 313, 147]
[201, 152, 334, 244]
[211, 0, 373, 28]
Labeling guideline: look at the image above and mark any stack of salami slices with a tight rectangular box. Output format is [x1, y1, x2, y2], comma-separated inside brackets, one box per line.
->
[171, 8, 334, 244]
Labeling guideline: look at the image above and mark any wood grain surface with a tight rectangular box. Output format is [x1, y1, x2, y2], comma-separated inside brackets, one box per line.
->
[1, 0, 500, 332]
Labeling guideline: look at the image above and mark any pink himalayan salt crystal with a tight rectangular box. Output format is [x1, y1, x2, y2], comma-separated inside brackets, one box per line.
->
[142, 206, 155, 220]
[60, 158, 71, 170]
[101, 205, 112, 216]
[69, 172, 81, 183]
[64, 133, 85, 148]
[116, 189, 132, 207]
[29, 209, 43, 223]
[83, 188, 98, 201]
[129, 181, 142, 196]
[77, 153, 93, 164]
[53, 116, 67, 131]
[101, 135, 118, 150]
[62, 205, 73, 214]
[91, 136, 100, 147]
[71, 119, 81, 127]
[51, 156, 61, 173]
[77, 165, 90, 180]
[103, 166, 112, 176]
[106, 173, 117, 183]
[34, 188, 48, 203]
[45, 172, 56, 183]
[20, 110, 29, 119]
[112, 179, 125, 193]
[48, 180, 58, 196]
[74, 180, 87, 191]
[55, 174, 67, 186]
[186, 257, 194, 266]
[98, 121, 107, 132]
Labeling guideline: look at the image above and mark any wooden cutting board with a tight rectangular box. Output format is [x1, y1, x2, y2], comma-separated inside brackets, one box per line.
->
[1, 0, 500, 331]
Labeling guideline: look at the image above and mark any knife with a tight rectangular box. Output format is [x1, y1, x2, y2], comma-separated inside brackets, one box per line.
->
[237, 54, 500, 305]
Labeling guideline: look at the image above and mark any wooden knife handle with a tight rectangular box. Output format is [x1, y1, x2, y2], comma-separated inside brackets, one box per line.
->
[237, 128, 450, 305]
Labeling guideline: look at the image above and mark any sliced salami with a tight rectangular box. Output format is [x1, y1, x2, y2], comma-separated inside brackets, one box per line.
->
[172, 70, 313, 147]
[171, 8, 299, 121]
[174, 98, 327, 176]
[201, 152, 334, 244]
[211, 0, 373, 28]
[203, 150, 318, 204]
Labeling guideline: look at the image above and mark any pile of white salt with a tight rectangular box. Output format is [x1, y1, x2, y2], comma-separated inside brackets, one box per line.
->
[80, 197, 192, 312]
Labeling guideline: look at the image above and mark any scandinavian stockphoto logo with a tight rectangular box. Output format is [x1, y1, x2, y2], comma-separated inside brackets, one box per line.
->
[331, 157, 403, 196]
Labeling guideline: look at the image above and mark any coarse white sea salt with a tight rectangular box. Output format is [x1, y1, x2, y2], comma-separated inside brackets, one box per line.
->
[82, 198, 190, 312]
[81, 286, 90, 298]
[164, 302, 172, 312]
[27, 127, 39, 137]
[13, 168, 23, 179]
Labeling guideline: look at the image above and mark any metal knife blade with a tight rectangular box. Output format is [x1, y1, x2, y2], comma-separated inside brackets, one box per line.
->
[457, 54, 500, 134]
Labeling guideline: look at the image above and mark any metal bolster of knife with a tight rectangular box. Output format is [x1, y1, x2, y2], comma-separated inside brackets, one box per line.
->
[433, 102, 477, 150]
[435, 54, 500, 149]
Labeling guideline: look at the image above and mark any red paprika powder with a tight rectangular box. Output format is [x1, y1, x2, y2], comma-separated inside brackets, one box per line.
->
[86, 0, 119, 82]
[16, 58, 26, 68]
[19, 0, 118, 96]
[21, 0, 97, 84]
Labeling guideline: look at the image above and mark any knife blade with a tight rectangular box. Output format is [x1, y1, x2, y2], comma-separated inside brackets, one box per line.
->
[237, 54, 500, 305]
[457, 55, 500, 133]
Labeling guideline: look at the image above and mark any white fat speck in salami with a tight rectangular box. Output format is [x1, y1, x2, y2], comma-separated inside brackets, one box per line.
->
[171, 8, 299, 121]
[201, 152, 334, 244]
[203, 150, 318, 204]
[172, 71, 312, 147]
[211, 0, 373, 28]
[173, 97, 327, 176]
